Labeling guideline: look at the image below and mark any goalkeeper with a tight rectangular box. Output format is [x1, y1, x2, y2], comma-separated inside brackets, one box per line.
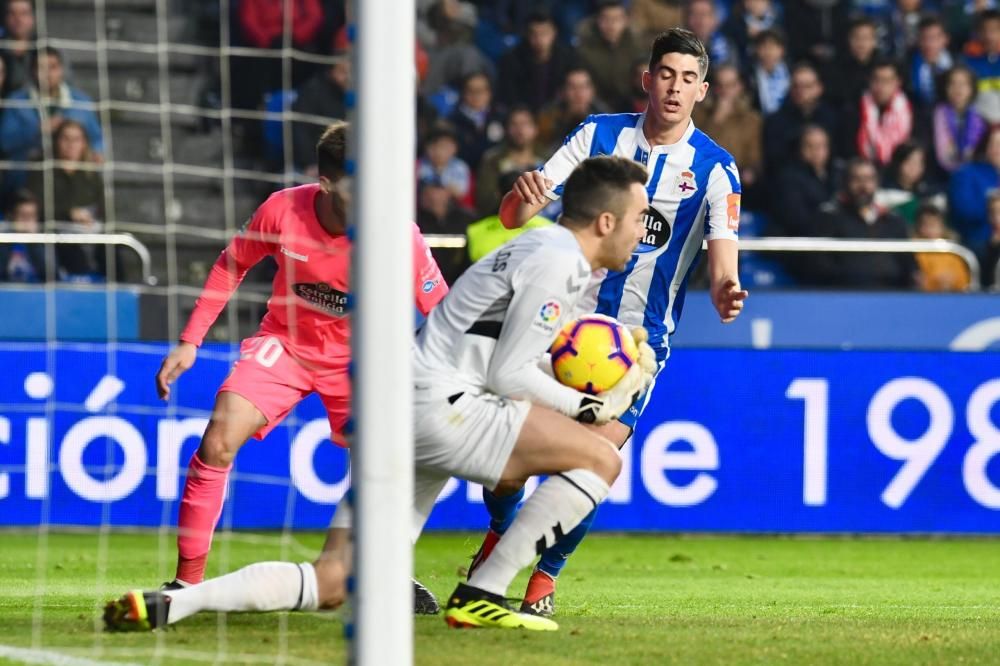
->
[104, 155, 656, 633]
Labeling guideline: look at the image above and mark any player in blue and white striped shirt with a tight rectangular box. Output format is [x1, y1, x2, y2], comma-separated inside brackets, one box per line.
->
[468, 28, 750, 617]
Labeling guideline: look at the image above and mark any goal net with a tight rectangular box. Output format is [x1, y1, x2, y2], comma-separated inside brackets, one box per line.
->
[0, 0, 369, 663]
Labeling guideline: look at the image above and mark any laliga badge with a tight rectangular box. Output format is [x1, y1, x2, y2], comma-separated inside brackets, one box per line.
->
[676, 170, 698, 198]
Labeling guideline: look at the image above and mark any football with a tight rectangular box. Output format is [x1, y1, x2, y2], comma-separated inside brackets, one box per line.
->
[550, 314, 638, 394]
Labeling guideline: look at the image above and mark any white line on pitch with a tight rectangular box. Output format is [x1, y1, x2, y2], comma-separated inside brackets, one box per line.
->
[0, 644, 142, 666]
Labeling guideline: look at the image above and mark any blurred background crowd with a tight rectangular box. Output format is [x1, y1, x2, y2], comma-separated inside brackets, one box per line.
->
[1, 0, 999, 292]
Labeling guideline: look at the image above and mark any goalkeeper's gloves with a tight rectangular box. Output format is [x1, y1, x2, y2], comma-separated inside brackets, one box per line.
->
[576, 327, 657, 425]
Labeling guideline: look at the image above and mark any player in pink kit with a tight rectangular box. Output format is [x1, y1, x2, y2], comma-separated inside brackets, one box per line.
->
[154, 121, 447, 608]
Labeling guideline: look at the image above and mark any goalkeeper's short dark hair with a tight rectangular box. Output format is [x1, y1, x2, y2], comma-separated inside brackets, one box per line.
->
[317, 120, 347, 181]
[561, 156, 648, 227]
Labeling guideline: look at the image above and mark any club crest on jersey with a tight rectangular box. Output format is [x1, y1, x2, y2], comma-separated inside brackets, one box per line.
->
[292, 282, 348, 317]
[532, 299, 562, 334]
[675, 170, 698, 198]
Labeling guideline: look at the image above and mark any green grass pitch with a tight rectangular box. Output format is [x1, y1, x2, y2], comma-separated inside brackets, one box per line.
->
[0, 531, 997, 665]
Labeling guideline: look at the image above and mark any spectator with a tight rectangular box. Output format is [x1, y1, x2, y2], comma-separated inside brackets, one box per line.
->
[417, 125, 472, 209]
[913, 202, 971, 292]
[946, 0, 994, 51]
[771, 125, 837, 238]
[0, 189, 47, 283]
[419, 0, 493, 97]
[856, 59, 913, 167]
[536, 67, 610, 151]
[685, 0, 739, 68]
[982, 191, 1000, 289]
[0, 0, 33, 97]
[933, 65, 988, 174]
[966, 9, 1000, 123]
[0, 47, 104, 168]
[629, 0, 684, 44]
[949, 124, 1000, 253]
[29, 119, 109, 281]
[626, 57, 649, 113]
[415, 177, 475, 284]
[876, 141, 943, 226]
[692, 64, 762, 190]
[229, 0, 332, 112]
[909, 15, 954, 109]
[748, 29, 789, 115]
[723, 0, 782, 63]
[783, 0, 849, 72]
[467, 171, 553, 263]
[763, 62, 839, 169]
[475, 106, 544, 217]
[826, 17, 879, 108]
[496, 9, 576, 113]
[576, 0, 644, 110]
[291, 56, 350, 174]
[885, 0, 926, 59]
[815, 158, 917, 289]
[26, 119, 104, 227]
[447, 71, 504, 170]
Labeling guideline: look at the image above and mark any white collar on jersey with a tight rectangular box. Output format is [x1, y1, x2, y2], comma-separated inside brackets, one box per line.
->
[635, 114, 697, 153]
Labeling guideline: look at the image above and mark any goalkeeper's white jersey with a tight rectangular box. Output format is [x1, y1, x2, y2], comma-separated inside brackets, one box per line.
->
[413, 224, 591, 418]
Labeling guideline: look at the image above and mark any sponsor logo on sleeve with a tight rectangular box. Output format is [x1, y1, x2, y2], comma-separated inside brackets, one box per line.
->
[421, 278, 441, 293]
[531, 299, 563, 334]
[726, 193, 741, 231]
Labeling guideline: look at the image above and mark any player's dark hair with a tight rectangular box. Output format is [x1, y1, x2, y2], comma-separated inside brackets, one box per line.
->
[648, 28, 709, 80]
[561, 156, 648, 228]
[316, 120, 347, 181]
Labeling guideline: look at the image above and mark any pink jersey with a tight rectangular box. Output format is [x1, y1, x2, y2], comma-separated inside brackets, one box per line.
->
[180, 183, 448, 367]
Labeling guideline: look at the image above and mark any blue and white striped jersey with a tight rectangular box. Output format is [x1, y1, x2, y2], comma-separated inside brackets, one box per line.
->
[540, 112, 741, 359]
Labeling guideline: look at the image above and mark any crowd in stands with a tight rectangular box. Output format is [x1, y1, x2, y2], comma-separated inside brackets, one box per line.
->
[0, 0, 108, 283]
[1, 0, 999, 292]
[392, 0, 1000, 290]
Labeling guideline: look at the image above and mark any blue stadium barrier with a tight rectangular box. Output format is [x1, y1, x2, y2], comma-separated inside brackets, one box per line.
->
[1, 342, 997, 533]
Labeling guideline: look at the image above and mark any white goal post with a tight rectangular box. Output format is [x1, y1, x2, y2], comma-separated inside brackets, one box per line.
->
[350, 0, 415, 663]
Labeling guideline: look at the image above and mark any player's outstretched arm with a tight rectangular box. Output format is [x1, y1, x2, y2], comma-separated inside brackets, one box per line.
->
[707, 238, 749, 323]
[498, 171, 554, 229]
[155, 341, 198, 400]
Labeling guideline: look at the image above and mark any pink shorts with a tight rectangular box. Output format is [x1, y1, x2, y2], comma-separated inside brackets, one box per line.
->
[218, 333, 350, 445]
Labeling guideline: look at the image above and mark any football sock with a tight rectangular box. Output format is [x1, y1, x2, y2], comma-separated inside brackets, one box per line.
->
[482, 485, 525, 535]
[537, 505, 598, 578]
[175, 453, 231, 584]
[468, 469, 609, 597]
[166, 562, 319, 625]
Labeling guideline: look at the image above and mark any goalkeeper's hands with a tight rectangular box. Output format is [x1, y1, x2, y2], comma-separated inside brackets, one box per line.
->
[156, 341, 198, 400]
[576, 327, 657, 425]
